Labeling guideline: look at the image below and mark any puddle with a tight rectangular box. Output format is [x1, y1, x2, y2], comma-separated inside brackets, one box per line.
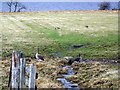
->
[57, 66, 80, 90]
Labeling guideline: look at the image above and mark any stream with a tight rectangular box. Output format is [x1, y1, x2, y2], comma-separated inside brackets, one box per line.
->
[57, 66, 80, 90]
[54, 44, 119, 89]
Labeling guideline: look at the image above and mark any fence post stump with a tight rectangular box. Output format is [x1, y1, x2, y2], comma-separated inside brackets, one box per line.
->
[11, 67, 19, 89]
[29, 64, 36, 90]
[9, 51, 37, 89]
[11, 51, 19, 89]
[19, 58, 26, 89]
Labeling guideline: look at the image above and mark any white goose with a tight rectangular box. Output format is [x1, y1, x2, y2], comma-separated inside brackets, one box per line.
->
[35, 48, 44, 61]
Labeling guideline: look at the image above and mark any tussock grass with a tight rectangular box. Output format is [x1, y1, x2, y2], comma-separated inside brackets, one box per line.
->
[66, 61, 120, 88]
[1, 58, 63, 89]
[1, 56, 119, 89]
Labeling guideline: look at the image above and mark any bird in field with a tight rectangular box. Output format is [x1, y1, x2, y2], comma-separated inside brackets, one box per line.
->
[68, 54, 82, 65]
[74, 53, 82, 62]
[35, 48, 44, 61]
[85, 25, 88, 28]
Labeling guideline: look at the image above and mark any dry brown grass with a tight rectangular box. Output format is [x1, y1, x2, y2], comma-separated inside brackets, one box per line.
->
[67, 61, 119, 88]
[0, 10, 118, 15]
[1, 57, 120, 89]
[0, 58, 63, 89]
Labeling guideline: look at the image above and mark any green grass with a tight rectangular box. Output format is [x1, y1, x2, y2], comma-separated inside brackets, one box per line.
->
[1, 11, 118, 60]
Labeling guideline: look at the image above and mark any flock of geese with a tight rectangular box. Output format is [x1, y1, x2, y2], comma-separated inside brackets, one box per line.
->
[11, 48, 82, 64]
[35, 47, 82, 65]
[12, 48, 120, 65]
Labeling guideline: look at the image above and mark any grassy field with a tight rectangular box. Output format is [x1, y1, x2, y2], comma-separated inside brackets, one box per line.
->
[1, 11, 118, 60]
[0, 11, 119, 89]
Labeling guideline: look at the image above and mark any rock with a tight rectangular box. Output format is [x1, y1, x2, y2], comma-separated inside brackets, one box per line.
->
[70, 84, 79, 87]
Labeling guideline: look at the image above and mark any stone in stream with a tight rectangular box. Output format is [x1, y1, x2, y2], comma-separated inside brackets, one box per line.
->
[70, 84, 79, 88]
[57, 78, 79, 89]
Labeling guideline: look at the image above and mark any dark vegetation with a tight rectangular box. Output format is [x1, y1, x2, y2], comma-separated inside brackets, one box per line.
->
[99, 2, 111, 10]
[6, 0, 26, 12]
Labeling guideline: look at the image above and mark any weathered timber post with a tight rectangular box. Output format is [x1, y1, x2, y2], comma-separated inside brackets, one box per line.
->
[11, 67, 19, 89]
[11, 51, 19, 89]
[29, 64, 36, 90]
[19, 58, 26, 89]
[9, 50, 37, 89]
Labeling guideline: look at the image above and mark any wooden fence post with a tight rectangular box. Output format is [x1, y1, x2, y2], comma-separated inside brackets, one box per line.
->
[19, 58, 26, 89]
[9, 51, 37, 89]
[11, 67, 19, 89]
[11, 51, 19, 89]
[29, 64, 36, 90]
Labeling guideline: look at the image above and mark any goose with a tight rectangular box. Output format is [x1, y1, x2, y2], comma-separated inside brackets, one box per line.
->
[85, 25, 88, 28]
[68, 58, 74, 65]
[35, 48, 44, 61]
[68, 54, 82, 65]
[64, 56, 73, 60]
[74, 53, 82, 62]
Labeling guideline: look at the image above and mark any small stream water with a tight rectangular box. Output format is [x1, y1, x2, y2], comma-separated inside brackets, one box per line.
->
[57, 66, 80, 90]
